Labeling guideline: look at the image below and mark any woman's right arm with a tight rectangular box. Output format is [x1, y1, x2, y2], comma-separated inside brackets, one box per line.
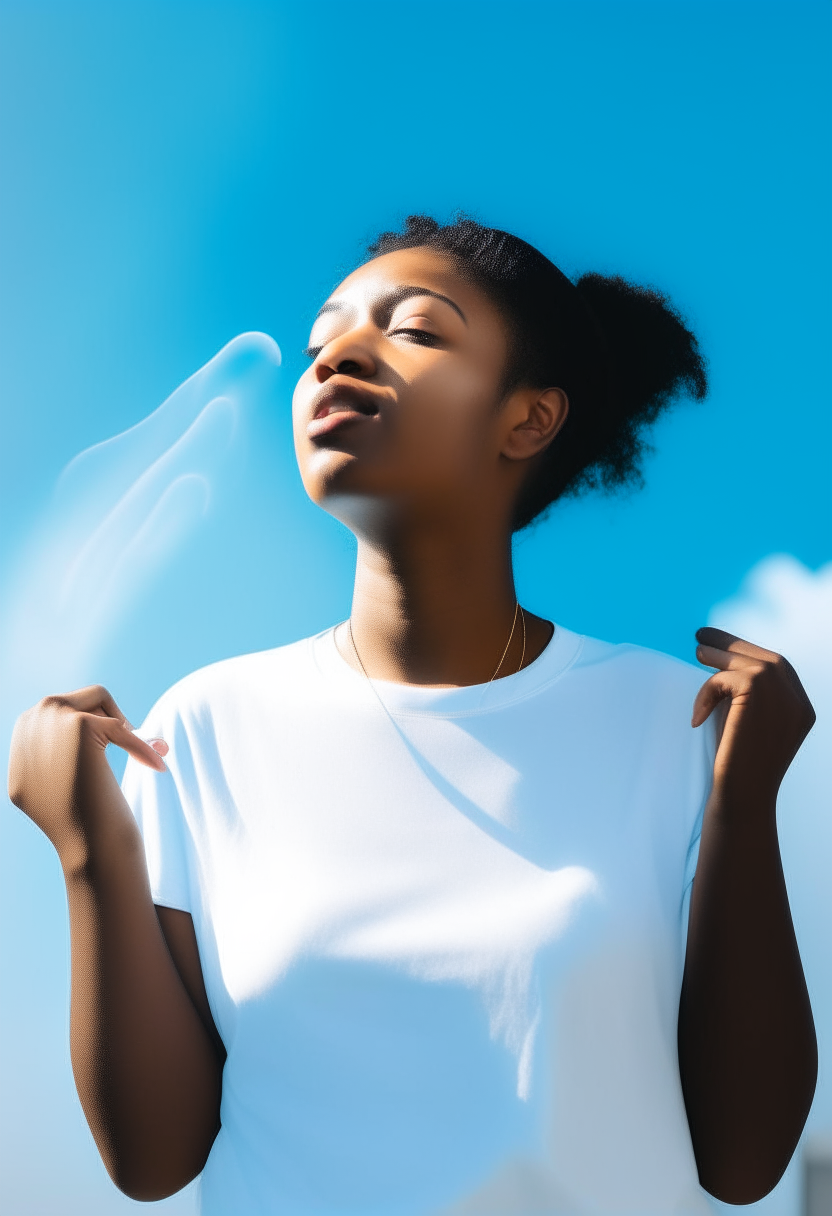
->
[7, 685, 223, 1201]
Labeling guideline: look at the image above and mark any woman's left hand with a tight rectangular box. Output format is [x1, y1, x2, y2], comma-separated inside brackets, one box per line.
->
[682, 627, 818, 1200]
[692, 626, 815, 808]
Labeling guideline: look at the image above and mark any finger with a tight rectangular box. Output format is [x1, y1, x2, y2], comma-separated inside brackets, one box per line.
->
[692, 671, 742, 727]
[695, 644, 766, 673]
[99, 717, 168, 772]
[48, 684, 134, 728]
[695, 627, 779, 664]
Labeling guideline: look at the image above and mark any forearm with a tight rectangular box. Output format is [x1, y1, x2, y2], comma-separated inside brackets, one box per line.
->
[678, 791, 816, 1203]
[62, 808, 222, 1200]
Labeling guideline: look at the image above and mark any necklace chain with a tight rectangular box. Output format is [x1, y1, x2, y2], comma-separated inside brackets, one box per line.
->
[347, 604, 527, 687]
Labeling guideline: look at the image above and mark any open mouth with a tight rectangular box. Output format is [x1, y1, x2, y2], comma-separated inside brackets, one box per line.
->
[307, 384, 381, 439]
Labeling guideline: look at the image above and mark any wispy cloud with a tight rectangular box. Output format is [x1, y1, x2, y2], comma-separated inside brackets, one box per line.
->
[0, 333, 281, 708]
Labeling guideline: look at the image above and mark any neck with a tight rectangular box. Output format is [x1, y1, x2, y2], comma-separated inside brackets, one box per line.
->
[338, 513, 550, 686]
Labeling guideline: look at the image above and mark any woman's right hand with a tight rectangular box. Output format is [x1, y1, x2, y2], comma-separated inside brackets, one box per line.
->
[9, 689, 220, 1198]
[7, 685, 168, 865]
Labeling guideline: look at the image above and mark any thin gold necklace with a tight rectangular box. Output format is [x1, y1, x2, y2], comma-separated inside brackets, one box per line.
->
[347, 604, 527, 687]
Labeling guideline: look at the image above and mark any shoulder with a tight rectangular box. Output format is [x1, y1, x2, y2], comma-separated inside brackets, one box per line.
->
[565, 630, 707, 712]
[560, 630, 717, 782]
[137, 632, 324, 736]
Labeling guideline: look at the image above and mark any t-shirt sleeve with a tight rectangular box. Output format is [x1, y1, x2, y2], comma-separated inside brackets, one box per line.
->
[121, 706, 193, 914]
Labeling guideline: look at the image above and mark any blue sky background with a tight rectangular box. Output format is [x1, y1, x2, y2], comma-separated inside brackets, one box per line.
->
[0, 2, 829, 1213]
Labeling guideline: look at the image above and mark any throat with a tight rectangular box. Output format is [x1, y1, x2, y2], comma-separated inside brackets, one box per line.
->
[342, 538, 552, 687]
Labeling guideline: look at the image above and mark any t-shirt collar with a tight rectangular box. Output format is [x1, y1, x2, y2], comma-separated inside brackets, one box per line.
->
[310, 621, 584, 718]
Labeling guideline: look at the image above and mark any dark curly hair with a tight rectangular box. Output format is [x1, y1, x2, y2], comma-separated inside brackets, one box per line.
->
[367, 214, 708, 530]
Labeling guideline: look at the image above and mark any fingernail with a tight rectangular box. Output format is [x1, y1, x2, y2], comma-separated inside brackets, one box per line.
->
[148, 738, 169, 757]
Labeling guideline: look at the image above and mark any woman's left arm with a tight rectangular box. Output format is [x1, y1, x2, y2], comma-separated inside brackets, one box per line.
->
[678, 627, 818, 1204]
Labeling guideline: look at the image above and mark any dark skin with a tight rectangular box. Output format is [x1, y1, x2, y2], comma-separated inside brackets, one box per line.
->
[7, 247, 816, 1202]
[682, 628, 817, 1200]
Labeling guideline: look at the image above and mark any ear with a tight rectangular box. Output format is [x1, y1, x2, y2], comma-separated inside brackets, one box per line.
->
[501, 387, 569, 461]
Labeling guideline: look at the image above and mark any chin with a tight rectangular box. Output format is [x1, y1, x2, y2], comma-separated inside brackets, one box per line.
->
[317, 491, 394, 538]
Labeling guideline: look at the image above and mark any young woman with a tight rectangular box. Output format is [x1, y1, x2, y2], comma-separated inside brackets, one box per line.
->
[9, 216, 817, 1215]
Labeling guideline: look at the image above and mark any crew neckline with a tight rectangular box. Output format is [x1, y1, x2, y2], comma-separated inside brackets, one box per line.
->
[310, 621, 584, 718]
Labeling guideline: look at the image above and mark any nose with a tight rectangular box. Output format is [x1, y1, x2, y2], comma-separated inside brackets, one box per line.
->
[315, 328, 377, 384]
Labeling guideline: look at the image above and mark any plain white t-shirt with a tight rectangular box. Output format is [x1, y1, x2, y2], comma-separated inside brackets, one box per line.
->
[122, 624, 717, 1216]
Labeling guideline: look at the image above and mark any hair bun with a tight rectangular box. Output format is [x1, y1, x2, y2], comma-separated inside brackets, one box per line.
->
[575, 272, 707, 433]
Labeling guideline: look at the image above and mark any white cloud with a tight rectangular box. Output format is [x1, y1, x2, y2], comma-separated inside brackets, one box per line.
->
[709, 554, 832, 690]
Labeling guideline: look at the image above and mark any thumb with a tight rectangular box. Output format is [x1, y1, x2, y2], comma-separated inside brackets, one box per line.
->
[692, 672, 734, 728]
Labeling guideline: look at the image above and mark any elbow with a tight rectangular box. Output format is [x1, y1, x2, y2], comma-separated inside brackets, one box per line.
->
[103, 1130, 217, 1202]
[700, 1163, 788, 1207]
[691, 1090, 815, 1205]
[108, 1157, 206, 1203]
[113, 1173, 198, 1204]
[696, 1119, 813, 1206]
[683, 1032, 818, 1206]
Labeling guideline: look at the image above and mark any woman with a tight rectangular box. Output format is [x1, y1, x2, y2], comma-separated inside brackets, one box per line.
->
[8, 216, 817, 1215]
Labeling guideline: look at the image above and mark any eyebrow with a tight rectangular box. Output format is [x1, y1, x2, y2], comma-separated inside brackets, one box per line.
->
[315, 284, 468, 326]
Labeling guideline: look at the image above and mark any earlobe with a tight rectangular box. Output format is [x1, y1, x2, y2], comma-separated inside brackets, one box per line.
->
[502, 387, 569, 461]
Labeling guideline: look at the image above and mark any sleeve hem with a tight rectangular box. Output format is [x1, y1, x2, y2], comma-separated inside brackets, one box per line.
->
[150, 892, 192, 914]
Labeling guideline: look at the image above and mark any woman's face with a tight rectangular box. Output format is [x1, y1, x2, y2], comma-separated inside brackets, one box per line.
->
[293, 247, 539, 536]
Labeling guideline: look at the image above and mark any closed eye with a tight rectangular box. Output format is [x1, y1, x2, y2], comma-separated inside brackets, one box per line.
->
[390, 328, 442, 347]
[304, 328, 440, 360]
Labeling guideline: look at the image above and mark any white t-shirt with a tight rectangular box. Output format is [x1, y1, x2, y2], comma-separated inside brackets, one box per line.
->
[122, 624, 717, 1216]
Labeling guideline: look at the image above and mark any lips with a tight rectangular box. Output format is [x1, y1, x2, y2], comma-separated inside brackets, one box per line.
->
[307, 383, 381, 440]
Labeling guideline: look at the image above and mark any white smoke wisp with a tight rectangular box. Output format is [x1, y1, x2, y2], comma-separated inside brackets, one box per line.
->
[709, 555, 832, 1139]
[0, 332, 281, 710]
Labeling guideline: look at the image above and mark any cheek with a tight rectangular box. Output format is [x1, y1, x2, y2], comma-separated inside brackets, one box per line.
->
[398, 359, 500, 471]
